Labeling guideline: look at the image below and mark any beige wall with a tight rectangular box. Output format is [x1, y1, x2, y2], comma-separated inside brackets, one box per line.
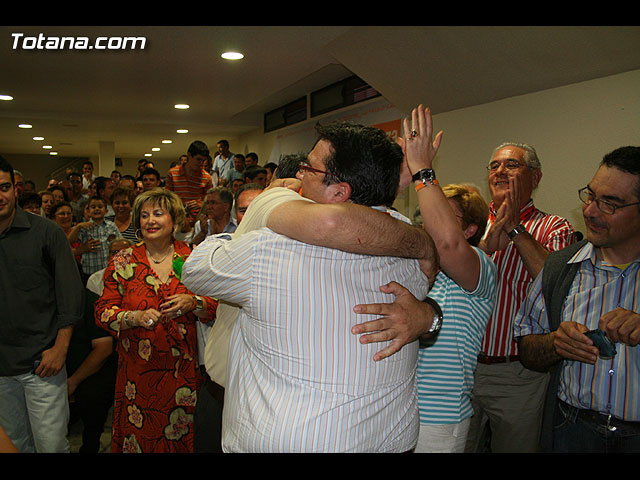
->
[238, 69, 640, 236]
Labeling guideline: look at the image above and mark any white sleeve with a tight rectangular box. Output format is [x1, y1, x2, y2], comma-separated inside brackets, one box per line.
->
[181, 233, 254, 307]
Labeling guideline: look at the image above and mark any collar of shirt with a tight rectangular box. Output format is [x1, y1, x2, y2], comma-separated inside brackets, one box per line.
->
[1, 206, 32, 236]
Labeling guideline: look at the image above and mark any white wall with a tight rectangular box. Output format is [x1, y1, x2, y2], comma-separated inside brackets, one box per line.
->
[238, 69, 640, 236]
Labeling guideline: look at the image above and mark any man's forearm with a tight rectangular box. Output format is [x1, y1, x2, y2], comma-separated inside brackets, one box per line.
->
[512, 232, 550, 279]
[518, 332, 562, 372]
[267, 200, 434, 259]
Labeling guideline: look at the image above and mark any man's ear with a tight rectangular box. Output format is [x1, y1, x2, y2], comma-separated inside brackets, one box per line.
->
[531, 169, 542, 190]
[327, 182, 352, 203]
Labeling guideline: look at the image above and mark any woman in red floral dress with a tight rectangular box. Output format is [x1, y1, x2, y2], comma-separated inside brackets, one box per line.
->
[95, 189, 216, 453]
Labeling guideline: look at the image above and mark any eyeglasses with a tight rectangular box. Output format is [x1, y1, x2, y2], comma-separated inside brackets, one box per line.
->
[486, 159, 527, 172]
[298, 161, 338, 179]
[578, 186, 640, 215]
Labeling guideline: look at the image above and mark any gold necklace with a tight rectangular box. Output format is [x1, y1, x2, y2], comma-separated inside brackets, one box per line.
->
[146, 245, 173, 264]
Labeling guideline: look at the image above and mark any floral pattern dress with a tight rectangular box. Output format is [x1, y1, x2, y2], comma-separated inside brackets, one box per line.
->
[95, 240, 217, 453]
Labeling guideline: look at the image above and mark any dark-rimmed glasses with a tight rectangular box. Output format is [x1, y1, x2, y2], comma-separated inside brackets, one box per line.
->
[578, 186, 640, 215]
[298, 162, 338, 179]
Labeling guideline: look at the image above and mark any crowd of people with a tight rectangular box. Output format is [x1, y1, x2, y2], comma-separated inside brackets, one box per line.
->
[1, 109, 639, 454]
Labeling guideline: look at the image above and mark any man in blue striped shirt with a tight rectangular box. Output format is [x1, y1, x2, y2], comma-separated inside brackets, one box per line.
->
[515, 146, 640, 453]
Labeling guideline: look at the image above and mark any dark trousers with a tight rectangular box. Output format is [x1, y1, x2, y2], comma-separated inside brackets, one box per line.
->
[553, 400, 640, 453]
[194, 377, 224, 453]
[70, 367, 115, 453]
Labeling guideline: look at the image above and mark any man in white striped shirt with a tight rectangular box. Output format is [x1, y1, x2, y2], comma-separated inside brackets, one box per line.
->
[183, 122, 438, 452]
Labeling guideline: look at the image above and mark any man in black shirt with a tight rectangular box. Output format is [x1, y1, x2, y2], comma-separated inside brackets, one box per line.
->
[0, 155, 84, 452]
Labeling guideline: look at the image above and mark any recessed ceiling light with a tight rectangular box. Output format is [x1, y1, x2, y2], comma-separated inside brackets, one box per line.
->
[0, 95, 13, 101]
[174, 104, 190, 109]
[42, 145, 52, 149]
[49, 151, 58, 156]
[144, 153, 152, 157]
[221, 51, 244, 60]
[18, 123, 32, 128]
[152, 147, 160, 151]
[176, 129, 188, 134]
[162, 140, 172, 144]
[33, 136, 44, 141]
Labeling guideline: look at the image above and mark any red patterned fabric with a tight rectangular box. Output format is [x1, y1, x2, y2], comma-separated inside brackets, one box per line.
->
[95, 240, 216, 453]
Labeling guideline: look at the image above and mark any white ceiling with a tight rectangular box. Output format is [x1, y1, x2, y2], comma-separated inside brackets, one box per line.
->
[1, 25, 639, 163]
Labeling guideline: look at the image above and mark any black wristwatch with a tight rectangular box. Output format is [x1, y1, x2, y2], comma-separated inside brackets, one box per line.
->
[412, 168, 437, 186]
[507, 223, 526, 241]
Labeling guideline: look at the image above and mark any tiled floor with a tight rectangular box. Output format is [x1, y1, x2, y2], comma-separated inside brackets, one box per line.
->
[67, 405, 113, 453]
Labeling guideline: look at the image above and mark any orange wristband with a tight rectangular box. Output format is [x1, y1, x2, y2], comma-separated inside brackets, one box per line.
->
[415, 179, 438, 192]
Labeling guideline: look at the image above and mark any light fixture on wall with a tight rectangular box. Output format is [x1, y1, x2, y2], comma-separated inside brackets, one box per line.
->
[174, 104, 190, 109]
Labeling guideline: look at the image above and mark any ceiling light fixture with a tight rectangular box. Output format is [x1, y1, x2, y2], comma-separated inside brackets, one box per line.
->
[18, 123, 32, 128]
[42, 145, 52, 149]
[49, 151, 58, 156]
[176, 129, 188, 134]
[221, 51, 244, 60]
[162, 140, 172, 144]
[152, 147, 160, 151]
[144, 153, 152, 157]
[0, 95, 13, 101]
[174, 104, 190, 109]
[33, 136, 44, 141]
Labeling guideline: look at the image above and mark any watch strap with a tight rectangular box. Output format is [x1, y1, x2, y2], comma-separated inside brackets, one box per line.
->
[422, 296, 443, 333]
[412, 168, 438, 192]
[507, 224, 526, 240]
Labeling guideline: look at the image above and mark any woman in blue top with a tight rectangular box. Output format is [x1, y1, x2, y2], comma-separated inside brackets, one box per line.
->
[407, 105, 497, 452]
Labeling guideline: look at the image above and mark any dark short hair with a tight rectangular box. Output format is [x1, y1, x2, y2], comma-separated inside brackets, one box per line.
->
[19, 192, 41, 208]
[141, 167, 161, 180]
[263, 162, 278, 173]
[244, 165, 267, 181]
[188, 140, 209, 158]
[67, 171, 82, 181]
[217, 139, 229, 149]
[315, 122, 403, 207]
[0, 155, 15, 184]
[275, 154, 306, 179]
[246, 152, 258, 163]
[120, 174, 137, 185]
[88, 195, 106, 205]
[94, 176, 112, 195]
[601, 146, 640, 202]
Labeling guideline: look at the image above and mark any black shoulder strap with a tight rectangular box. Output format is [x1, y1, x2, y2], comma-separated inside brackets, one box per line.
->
[539, 238, 587, 452]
